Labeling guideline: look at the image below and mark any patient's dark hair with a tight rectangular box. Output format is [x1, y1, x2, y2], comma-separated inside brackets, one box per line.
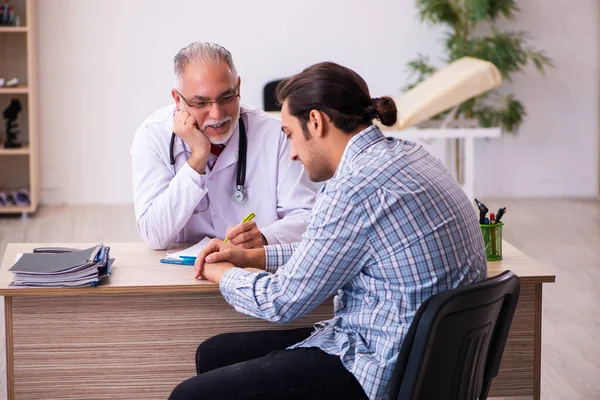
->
[276, 62, 397, 138]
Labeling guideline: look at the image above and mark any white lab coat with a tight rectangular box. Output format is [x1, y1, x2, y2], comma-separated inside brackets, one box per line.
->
[131, 104, 318, 250]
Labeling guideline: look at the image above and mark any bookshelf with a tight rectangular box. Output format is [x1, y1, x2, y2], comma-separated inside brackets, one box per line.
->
[0, 0, 38, 216]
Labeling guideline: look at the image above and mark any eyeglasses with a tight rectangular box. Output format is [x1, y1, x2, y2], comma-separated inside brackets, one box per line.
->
[176, 85, 240, 110]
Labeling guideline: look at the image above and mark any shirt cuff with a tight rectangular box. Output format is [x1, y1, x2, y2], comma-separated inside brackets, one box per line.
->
[178, 161, 206, 188]
[264, 244, 296, 273]
[219, 267, 255, 305]
[260, 228, 277, 246]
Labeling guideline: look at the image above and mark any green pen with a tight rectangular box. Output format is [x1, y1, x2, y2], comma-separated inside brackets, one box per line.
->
[224, 212, 256, 242]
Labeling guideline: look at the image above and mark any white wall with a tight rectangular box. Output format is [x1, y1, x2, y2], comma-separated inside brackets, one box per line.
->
[36, 0, 598, 204]
[474, 0, 599, 198]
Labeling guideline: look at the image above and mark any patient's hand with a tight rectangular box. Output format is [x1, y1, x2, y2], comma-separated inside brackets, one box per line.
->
[198, 264, 267, 284]
[199, 261, 236, 284]
[194, 238, 266, 279]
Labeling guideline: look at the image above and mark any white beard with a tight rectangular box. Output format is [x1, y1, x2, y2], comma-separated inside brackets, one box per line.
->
[201, 109, 240, 145]
[203, 121, 235, 145]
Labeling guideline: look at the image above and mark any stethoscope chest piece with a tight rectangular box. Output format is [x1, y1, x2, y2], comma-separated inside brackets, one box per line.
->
[232, 185, 247, 203]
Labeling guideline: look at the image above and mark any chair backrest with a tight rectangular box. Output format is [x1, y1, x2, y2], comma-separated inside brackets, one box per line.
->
[388, 270, 520, 400]
[263, 79, 284, 111]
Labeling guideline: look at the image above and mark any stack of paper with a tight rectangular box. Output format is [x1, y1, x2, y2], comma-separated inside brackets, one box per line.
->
[161, 237, 211, 265]
[9, 244, 113, 287]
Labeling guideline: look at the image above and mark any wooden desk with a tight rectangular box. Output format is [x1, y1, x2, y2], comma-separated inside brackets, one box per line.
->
[0, 242, 554, 400]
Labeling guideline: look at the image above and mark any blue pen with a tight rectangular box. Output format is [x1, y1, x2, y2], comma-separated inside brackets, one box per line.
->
[160, 258, 195, 265]
[484, 217, 489, 225]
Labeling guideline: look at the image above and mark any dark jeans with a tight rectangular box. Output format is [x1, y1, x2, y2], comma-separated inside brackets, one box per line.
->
[168, 327, 369, 400]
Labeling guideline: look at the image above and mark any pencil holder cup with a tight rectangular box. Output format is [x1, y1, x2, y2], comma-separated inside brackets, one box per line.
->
[480, 222, 503, 261]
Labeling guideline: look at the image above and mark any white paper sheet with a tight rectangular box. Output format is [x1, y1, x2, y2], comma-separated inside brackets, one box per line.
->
[164, 237, 212, 261]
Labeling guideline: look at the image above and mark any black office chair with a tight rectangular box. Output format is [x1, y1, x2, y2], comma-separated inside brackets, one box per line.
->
[263, 79, 285, 111]
[388, 270, 520, 400]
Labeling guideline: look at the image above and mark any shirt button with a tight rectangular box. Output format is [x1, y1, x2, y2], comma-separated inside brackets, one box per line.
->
[212, 215, 217, 219]
[209, 177, 214, 181]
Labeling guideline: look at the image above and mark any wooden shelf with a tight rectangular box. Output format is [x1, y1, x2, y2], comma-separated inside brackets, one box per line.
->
[0, 205, 32, 214]
[0, 1, 38, 219]
[0, 145, 30, 155]
[0, 86, 28, 94]
[0, 27, 28, 33]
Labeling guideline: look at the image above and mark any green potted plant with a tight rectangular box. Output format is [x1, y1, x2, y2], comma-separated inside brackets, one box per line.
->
[405, 0, 553, 134]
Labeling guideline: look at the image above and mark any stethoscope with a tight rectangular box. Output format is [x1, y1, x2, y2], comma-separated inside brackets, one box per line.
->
[169, 116, 248, 204]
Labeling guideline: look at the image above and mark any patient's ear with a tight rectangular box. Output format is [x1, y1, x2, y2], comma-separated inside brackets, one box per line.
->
[308, 109, 326, 138]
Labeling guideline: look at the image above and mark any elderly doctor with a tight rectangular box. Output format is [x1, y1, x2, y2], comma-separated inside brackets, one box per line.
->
[131, 42, 317, 250]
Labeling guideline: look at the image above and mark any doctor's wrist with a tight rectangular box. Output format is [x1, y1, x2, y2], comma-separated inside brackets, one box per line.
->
[187, 153, 208, 175]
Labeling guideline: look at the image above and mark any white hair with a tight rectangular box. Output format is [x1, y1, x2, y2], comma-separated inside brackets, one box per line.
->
[173, 42, 237, 78]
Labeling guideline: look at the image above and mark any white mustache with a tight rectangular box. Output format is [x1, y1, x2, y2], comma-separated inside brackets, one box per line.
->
[202, 117, 231, 130]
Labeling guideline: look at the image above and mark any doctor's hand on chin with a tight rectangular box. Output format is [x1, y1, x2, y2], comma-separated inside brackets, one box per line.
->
[194, 238, 267, 280]
[173, 107, 211, 174]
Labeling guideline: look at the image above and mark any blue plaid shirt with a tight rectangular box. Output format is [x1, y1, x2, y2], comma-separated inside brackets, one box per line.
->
[220, 125, 487, 399]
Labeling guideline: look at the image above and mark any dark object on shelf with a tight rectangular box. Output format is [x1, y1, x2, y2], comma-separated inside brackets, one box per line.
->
[263, 79, 285, 112]
[3, 98, 22, 148]
[0, 2, 17, 26]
